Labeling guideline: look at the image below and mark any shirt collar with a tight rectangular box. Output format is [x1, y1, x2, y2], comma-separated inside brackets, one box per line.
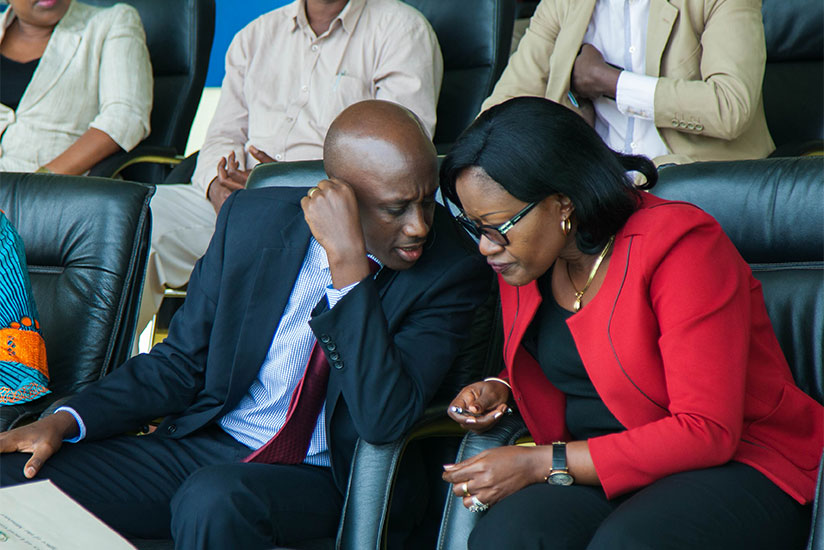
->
[291, 0, 366, 37]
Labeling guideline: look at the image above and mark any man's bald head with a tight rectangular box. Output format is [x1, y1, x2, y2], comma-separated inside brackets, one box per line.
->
[321, 100, 440, 271]
[323, 100, 437, 190]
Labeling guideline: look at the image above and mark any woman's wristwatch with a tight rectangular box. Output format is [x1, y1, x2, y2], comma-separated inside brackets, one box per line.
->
[545, 441, 575, 486]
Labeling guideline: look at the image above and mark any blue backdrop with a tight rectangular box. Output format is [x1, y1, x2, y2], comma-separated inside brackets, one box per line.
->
[206, 0, 291, 87]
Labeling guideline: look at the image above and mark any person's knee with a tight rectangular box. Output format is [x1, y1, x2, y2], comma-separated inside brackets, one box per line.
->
[467, 486, 578, 550]
[171, 465, 247, 530]
[588, 512, 655, 550]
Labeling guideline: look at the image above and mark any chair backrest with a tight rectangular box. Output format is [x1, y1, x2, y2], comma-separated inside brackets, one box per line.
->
[761, 0, 824, 152]
[403, 0, 516, 153]
[82, 0, 216, 154]
[652, 157, 824, 404]
[0, 174, 153, 430]
[246, 160, 328, 191]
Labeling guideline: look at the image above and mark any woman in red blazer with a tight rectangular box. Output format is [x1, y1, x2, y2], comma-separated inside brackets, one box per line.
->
[440, 97, 822, 550]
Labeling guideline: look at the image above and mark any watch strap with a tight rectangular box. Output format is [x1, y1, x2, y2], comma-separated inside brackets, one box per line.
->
[551, 441, 567, 472]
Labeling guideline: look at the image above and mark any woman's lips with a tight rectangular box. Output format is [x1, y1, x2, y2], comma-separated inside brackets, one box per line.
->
[35, 0, 59, 9]
[396, 244, 424, 262]
[488, 261, 512, 274]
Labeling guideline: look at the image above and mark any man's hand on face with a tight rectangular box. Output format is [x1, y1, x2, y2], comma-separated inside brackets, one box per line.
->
[571, 44, 621, 101]
[207, 148, 278, 213]
[301, 178, 371, 289]
[0, 411, 78, 479]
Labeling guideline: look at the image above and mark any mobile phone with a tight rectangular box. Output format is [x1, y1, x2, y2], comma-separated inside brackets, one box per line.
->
[449, 406, 485, 417]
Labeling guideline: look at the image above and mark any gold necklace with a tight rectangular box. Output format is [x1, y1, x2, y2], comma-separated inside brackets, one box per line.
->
[567, 236, 615, 312]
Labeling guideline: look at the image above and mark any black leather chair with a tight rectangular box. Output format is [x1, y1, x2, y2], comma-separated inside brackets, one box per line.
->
[437, 157, 824, 550]
[405, 0, 516, 154]
[84, 0, 216, 182]
[761, 0, 824, 156]
[0, 174, 153, 431]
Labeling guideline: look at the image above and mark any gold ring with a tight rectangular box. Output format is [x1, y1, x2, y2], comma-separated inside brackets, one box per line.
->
[462, 482, 470, 497]
[307, 187, 320, 198]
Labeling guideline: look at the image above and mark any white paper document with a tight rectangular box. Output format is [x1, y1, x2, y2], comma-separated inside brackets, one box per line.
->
[0, 480, 136, 550]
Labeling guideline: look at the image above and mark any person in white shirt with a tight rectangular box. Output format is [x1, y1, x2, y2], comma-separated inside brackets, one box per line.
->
[483, 0, 774, 166]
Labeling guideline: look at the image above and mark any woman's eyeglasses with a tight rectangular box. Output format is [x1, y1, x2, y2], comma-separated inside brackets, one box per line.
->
[456, 202, 538, 246]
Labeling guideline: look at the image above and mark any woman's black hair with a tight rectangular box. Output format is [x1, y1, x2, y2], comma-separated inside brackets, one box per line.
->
[440, 97, 658, 253]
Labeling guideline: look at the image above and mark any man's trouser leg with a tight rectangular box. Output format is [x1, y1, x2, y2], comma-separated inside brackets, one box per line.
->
[0, 425, 248, 538]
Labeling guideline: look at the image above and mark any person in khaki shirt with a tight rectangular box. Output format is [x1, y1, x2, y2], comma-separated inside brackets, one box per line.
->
[140, 0, 442, 336]
[484, 0, 774, 166]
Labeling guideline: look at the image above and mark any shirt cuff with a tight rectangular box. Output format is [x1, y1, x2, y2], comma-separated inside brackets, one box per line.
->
[54, 406, 86, 443]
[326, 281, 359, 309]
[615, 71, 658, 120]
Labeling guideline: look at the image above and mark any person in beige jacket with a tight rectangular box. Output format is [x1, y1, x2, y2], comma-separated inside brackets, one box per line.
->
[0, 0, 152, 174]
[483, 0, 774, 165]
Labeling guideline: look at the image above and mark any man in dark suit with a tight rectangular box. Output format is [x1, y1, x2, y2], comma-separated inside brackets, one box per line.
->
[0, 100, 490, 548]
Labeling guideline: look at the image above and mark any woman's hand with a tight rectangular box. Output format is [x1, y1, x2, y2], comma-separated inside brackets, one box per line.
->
[447, 380, 510, 433]
[443, 445, 549, 509]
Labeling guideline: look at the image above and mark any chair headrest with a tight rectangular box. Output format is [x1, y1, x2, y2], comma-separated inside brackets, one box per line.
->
[246, 161, 327, 190]
[652, 158, 824, 264]
[763, 0, 823, 61]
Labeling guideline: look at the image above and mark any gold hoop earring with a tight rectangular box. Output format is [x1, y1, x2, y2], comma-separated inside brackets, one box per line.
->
[561, 217, 571, 236]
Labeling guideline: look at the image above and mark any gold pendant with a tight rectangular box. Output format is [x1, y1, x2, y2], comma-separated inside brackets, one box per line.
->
[573, 296, 583, 312]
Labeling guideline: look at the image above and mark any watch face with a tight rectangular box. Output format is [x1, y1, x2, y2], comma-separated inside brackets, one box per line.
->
[548, 472, 574, 486]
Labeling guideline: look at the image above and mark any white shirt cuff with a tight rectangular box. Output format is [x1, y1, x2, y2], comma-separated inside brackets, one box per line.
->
[616, 71, 658, 120]
[326, 281, 359, 309]
[54, 406, 86, 443]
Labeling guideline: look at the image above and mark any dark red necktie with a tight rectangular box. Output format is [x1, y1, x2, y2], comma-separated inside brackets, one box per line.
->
[244, 259, 380, 465]
[244, 341, 330, 464]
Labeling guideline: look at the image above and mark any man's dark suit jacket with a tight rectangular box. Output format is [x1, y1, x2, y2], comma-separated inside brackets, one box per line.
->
[66, 186, 490, 488]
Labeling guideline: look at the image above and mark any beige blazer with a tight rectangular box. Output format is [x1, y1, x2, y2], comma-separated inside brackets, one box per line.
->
[0, 1, 152, 172]
[483, 0, 774, 164]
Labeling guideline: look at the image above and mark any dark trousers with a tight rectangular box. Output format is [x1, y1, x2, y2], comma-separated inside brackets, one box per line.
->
[0, 425, 343, 549]
[468, 462, 811, 550]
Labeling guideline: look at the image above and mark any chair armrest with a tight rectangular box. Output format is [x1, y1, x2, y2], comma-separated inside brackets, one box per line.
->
[809, 447, 824, 550]
[336, 406, 466, 550]
[88, 146, 183, 179]
[769, 139, 824, 158]
[0, 393, 64, 431]
[436, 414, 529, 550]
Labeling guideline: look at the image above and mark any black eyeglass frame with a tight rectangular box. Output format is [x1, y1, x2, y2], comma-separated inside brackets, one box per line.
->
[456, 201, 539, 246]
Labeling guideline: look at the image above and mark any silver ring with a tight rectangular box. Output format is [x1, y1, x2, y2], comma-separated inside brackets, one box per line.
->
[468, 495, 489, 513]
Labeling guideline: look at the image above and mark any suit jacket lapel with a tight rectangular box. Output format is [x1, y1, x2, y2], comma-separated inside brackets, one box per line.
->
[224, 210, 313, 408]
[646, 0, 678, 77]
[14, 2, 84, 111]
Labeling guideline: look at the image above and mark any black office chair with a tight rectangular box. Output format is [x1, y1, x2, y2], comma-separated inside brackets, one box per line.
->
[437, 157, 824, 550]
[405, 0, 516, 154]
[0, 174, 153, 431]
[760, 0, 823, 156]
[85, 0, 216, 182]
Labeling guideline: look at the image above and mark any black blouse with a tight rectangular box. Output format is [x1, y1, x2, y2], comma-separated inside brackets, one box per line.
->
[0, 55, 40, 111]
[522, 271, 625, 440]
